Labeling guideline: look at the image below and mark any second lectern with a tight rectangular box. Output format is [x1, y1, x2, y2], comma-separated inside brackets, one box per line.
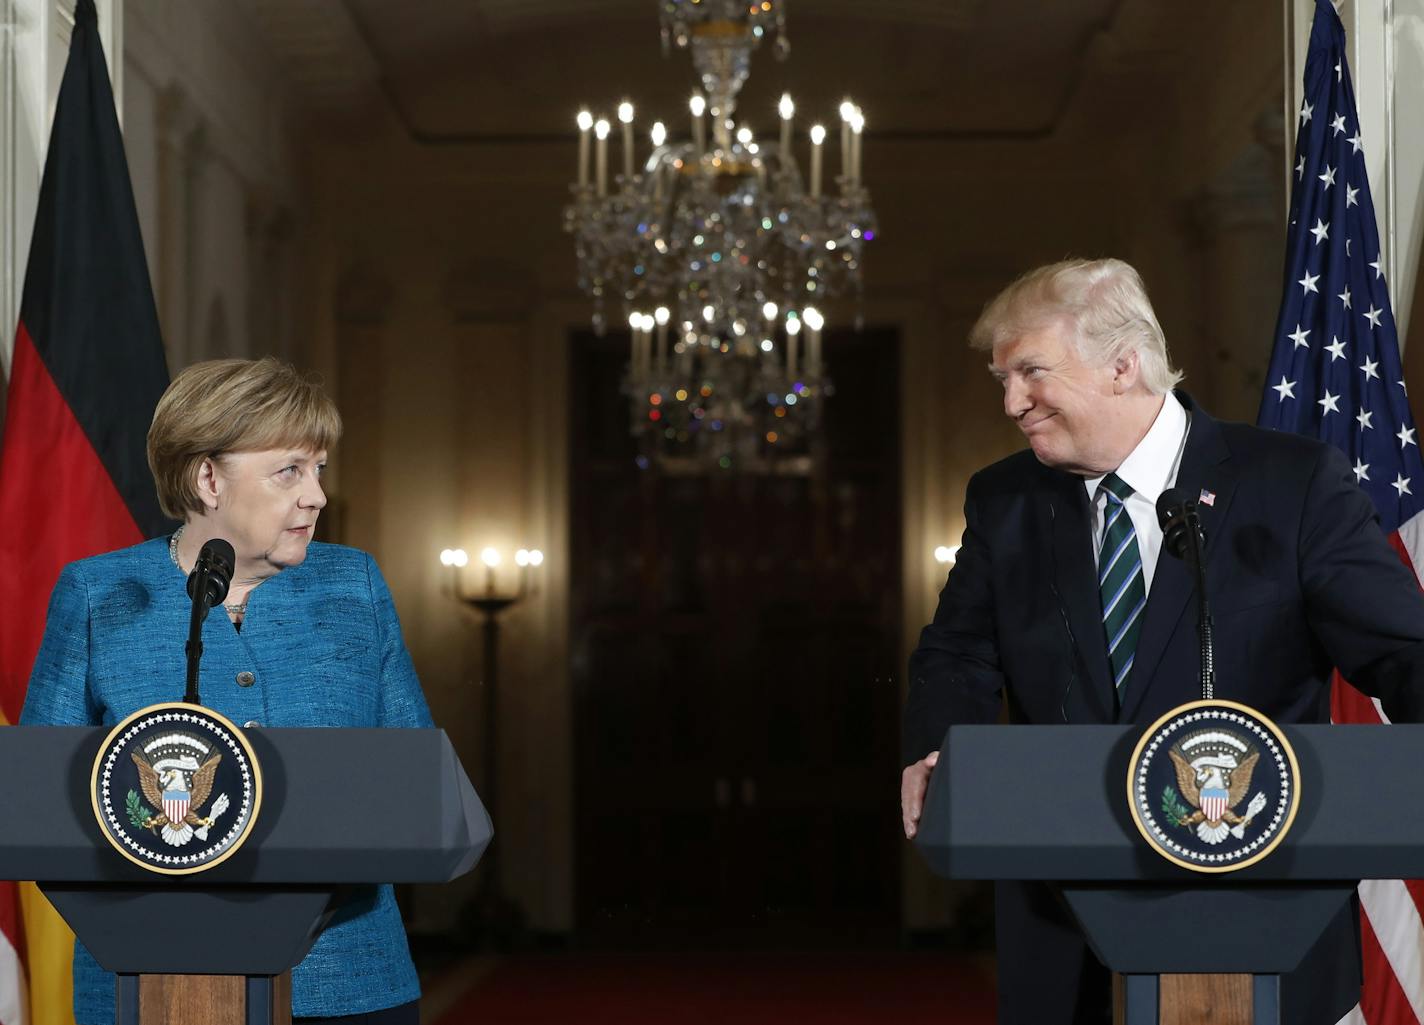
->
[914, 722, 1424, 1025]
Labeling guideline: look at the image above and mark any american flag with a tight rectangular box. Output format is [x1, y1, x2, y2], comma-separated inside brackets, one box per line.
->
[1259, 3, 1424, 1024]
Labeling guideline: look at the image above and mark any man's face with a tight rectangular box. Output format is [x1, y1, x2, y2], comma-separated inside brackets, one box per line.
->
[989, 321, 1121, 475]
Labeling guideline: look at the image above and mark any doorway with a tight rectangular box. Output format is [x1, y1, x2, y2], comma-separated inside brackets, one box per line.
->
[570, 326, 903, 947]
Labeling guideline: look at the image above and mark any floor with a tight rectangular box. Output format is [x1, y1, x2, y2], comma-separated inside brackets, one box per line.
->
[423, 951, 996, 1025]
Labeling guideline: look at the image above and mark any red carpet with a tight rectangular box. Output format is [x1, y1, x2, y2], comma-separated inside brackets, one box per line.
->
[430, 952, 995, 1024]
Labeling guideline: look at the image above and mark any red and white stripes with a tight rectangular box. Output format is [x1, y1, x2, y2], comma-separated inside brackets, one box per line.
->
[0, 881, 25, 1025]
[1335, 509, 1424, 1025]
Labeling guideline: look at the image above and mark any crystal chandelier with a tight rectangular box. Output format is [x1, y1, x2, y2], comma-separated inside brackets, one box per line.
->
[563, 0, 876, 470]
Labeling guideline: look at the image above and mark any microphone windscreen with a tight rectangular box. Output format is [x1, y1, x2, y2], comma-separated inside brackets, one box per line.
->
[186, 538, 236, 606]
[1156, 487, 1194, 531]
[202, 538, 236, 581]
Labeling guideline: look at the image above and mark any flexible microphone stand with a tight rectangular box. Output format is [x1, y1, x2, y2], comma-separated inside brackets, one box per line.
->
[184, 539, 235, 705]
[1157, 490, 1214, 701]
[1183, 508, 1214, 700]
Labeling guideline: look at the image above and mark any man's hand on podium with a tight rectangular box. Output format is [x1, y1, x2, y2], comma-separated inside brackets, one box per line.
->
[901, 751, 939, 839]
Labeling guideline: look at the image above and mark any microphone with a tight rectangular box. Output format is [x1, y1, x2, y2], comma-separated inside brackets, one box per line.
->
[186, 539, 235, 609]
[1156, 487, 1205, 563]
[1156, 487, 1215, 700]
[184, 538, 236, 705]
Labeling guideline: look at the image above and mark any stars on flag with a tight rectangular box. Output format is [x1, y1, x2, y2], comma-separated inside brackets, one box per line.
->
[1259, 11, 1422, 530]
[1267, 9, 1424, 1016]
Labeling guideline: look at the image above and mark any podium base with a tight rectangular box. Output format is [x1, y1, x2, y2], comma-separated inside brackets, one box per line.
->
[117, 971, 292, 1025]
[1114, 974, 1276, 1025]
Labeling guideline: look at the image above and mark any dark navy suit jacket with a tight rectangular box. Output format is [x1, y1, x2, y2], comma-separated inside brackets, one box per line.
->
[904, 394, 1424, 1025]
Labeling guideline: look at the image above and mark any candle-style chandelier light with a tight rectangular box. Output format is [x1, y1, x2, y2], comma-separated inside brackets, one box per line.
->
[563, 0, 876, 471]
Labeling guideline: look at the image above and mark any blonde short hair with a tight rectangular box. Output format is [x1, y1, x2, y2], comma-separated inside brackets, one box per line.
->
[968, 258, 1184, 394]
[147, 357, 343, 519]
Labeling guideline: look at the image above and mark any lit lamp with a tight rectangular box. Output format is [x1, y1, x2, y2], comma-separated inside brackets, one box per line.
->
[440, 542, 546, 943]
[933, 545, 961, 565]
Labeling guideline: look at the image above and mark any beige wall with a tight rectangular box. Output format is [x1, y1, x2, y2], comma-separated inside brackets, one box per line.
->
[122, 0, 309, 372]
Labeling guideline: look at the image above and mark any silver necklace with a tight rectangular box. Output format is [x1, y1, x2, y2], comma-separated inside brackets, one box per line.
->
[169, 525, 248, 615]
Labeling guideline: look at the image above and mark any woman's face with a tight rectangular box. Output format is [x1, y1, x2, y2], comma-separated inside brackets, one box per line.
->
[203, 447, 327, 577]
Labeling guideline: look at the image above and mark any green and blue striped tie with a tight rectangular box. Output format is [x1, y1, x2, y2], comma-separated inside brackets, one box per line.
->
[1099, 473, 1146, 693]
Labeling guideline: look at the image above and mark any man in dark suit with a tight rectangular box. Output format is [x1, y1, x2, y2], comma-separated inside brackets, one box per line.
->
[899, 258, 1424, 1025]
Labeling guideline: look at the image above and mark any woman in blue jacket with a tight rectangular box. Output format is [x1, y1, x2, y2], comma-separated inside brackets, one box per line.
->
[21, 356, 431, 1025]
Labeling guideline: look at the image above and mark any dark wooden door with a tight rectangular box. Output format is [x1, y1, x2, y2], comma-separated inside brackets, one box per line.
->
[571, 327, 901, 946]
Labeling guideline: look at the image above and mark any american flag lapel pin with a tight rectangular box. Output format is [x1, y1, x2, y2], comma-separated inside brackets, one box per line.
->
[1198, 489, 1216, 507]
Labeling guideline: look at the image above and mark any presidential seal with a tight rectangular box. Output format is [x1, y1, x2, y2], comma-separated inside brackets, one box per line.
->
[91, 702, 262, 875]
[1126, 700, 1299, 873]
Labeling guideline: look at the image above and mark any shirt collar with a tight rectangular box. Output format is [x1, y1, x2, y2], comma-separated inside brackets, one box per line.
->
[1083, 393, 1189, 504]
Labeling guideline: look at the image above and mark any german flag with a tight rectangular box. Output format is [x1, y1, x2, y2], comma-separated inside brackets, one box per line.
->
[0, 1, 171, 1021]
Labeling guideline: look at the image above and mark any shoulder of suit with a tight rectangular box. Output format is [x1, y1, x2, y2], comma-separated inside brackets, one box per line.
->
[60, 537, 169, 581]
[1208, 414, 1332, 466]
[965, 448, 1061, 501]
[300, 540, 371, 570]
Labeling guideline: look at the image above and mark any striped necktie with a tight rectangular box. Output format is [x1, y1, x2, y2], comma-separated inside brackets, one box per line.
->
[1098, 473, 1146, 693]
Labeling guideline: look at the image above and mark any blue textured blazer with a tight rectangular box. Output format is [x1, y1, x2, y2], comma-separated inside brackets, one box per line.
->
[20, 538, 434, 1023]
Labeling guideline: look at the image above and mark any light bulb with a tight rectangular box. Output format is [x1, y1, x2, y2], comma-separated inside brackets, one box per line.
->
[480, 547, 501, 568]
[577, 110, 593, 132]
[618, 101, 634, 124]
[810, 124, 826, 145]
[779, 93, 794, 120]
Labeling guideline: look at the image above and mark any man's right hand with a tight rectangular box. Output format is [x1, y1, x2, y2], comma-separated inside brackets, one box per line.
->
[900, 751, 939, 839]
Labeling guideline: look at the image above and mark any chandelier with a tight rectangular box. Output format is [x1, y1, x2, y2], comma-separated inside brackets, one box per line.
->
[563, 0, 876, 471]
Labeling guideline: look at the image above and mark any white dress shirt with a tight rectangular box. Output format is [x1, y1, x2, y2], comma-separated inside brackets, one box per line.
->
[1084, 394, 1190, 595]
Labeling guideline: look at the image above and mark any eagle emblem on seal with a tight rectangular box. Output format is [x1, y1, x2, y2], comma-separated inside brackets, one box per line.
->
[127, 734, 232, 847]
[1163, 730, 1270, 845]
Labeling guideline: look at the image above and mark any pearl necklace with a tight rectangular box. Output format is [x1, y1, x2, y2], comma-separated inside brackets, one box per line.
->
[169, 526, 248, 615]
